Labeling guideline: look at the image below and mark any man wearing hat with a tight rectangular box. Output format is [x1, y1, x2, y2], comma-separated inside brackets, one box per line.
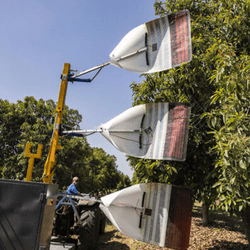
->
[67, 176, 83, 196]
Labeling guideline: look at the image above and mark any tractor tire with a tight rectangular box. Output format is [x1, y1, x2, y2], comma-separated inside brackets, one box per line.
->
[99, 212, 106, 234]
[77, 205, 100, 250]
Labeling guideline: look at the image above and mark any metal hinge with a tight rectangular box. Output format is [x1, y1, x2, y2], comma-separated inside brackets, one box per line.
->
[39, 193, 46, 202]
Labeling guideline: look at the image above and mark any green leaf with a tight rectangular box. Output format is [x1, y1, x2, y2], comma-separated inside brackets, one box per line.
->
[172, 167, 178, 174]
[230, 176, 236, 184]
[212, 182, 221, 188]
[239, 160, 246, 170]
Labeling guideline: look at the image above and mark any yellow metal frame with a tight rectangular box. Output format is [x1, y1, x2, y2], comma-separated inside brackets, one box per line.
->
[24, 143, 43, 181]
[42, 63, 71, 183]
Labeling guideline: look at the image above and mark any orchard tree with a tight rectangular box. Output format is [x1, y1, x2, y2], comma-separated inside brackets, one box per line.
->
[0, 97, 130, 193]
[205, 25, 250, 239]
[0, 96, 86, 181]
[64, 147, 131, 194]
[91, 147, 130, 193]
[0, 100, 24, 174]
[129, 0, 250, 231]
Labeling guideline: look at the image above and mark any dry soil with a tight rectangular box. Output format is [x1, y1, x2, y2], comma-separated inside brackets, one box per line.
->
[96, 204, 249, 250]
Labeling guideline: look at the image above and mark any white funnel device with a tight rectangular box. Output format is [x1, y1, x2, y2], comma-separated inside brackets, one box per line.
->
[100, 102, 191, 161]
[71, 10, 192, 79]
[109, 10, 192, 73]
[100, 183, 193, 249]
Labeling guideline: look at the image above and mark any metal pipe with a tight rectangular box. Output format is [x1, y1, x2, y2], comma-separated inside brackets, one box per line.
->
[71, 62, 110, 78]
[71, 46, 147, 79]
[57, 192, 103, 204]
[62, 129, 102, 135]
[109, 203, 144, 211]
[62, 129, 142, 134]
[115, 47, 147, 62]
[108, 130, 140, 133]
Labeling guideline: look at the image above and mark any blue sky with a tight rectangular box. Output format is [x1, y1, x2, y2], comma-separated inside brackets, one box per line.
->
[1, 1, 157, 178]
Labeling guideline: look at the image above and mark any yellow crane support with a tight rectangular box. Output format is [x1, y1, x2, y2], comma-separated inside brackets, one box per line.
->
[24, 143, 43, 181]
[42, 63, 71, 183]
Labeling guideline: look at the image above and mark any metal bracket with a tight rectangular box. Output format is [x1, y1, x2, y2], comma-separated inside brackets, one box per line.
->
[61, 74, 67, 80]
[39, 193, 46, 202]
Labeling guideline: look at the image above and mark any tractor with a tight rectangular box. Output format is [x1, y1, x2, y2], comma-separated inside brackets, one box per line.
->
[52, 192, 106, 250]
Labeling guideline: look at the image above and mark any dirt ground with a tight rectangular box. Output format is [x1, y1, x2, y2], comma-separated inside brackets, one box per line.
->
[96, 204, 249, 250]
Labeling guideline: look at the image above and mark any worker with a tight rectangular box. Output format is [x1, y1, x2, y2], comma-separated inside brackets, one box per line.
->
[67, 176, 83, 196]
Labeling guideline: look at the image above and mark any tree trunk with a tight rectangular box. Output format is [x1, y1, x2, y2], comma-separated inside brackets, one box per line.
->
[242, 205, 250, 245]
[202, 203, 209, 226]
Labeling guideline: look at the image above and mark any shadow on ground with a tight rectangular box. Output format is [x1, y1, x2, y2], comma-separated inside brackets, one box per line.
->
[207, 240, 250, 250]
[97, 229, 130, 250]
[192, 205, 246, 234]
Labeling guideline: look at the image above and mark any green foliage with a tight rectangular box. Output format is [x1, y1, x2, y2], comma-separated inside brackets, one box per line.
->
[0, 97, 130, 193]
[206, 50, 250, 212]
[129, 0, 250, 213]
[0, 97, 56, 179]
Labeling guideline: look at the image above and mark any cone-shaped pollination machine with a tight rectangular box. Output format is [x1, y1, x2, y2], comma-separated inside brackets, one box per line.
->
[59, 10, 194, 250]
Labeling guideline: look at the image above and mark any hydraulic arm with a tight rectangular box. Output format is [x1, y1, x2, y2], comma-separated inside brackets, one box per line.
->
[42, 63, 92, 183]
[42, 63, 70, 183]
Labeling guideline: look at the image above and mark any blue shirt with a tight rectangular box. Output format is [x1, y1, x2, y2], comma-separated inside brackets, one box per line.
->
[67, 183, 79, 195]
